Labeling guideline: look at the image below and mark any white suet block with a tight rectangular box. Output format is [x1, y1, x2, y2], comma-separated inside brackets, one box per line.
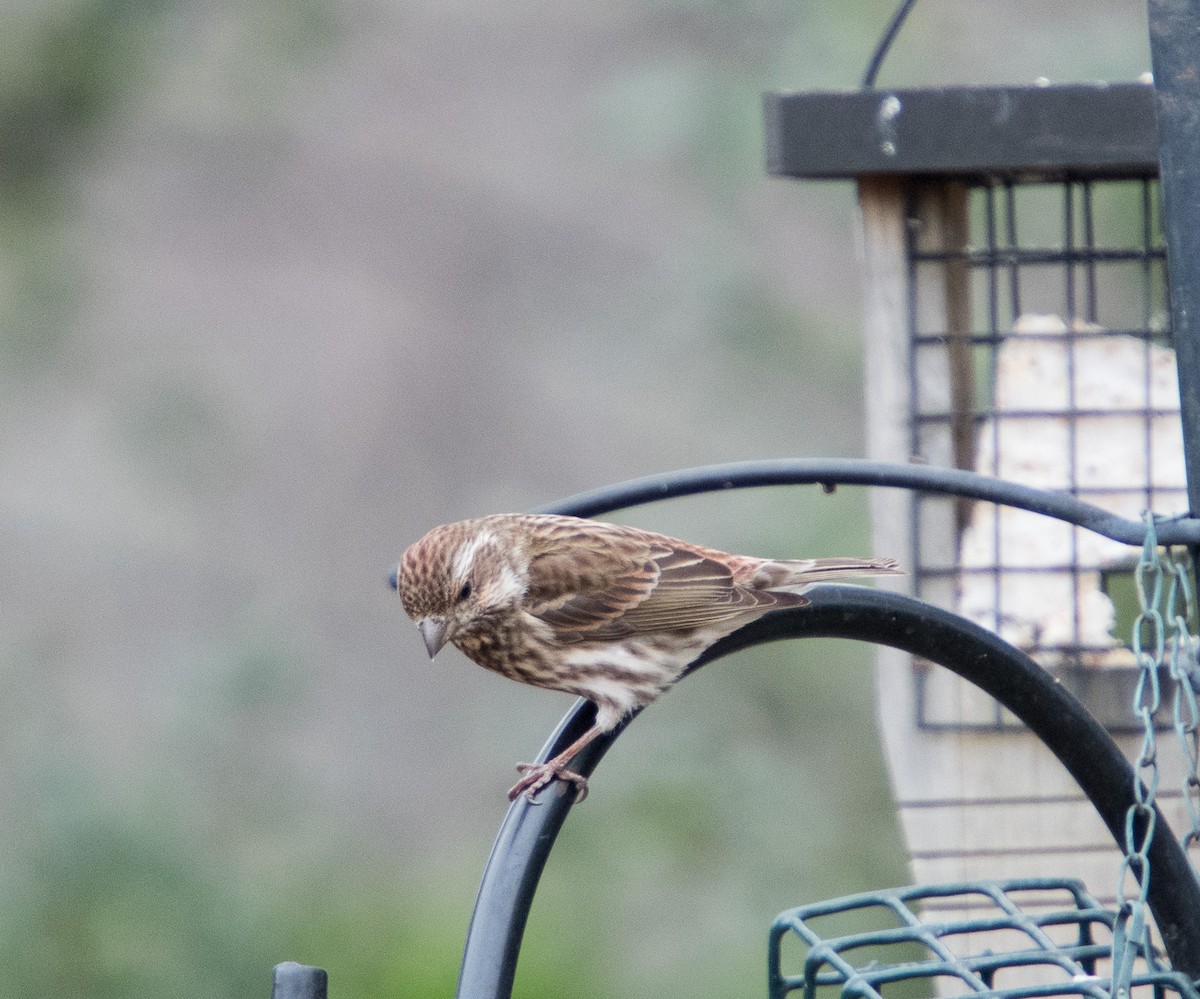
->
[957, 314, 1185, 664]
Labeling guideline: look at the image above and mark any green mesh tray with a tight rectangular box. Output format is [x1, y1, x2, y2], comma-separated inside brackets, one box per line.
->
[769, 879, 1197, 999]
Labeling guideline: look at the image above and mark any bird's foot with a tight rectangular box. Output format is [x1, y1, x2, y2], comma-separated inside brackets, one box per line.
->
[508, 761, 589, 804]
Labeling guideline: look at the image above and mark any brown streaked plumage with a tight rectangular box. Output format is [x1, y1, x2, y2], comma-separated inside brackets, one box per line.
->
[392, 513, 900, 803]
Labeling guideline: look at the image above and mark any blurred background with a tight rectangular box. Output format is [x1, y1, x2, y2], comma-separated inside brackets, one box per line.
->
[0, 1, 1155, 995]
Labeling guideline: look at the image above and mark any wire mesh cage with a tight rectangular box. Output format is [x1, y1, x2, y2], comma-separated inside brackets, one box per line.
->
[906, 174, 1185, 729]
[766, 82, 1187, 731]
[768, 879, 1196, 999]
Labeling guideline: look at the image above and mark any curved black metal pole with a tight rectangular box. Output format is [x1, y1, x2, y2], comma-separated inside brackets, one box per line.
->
[1148, 0, 1200, 521]
[532, 458, 1200, 547]
[455, 586, 1200, 999]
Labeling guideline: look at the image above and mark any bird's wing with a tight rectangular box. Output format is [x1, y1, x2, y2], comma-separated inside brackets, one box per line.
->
[617, 546, 801, 634]
[525, 538, 796, 640]
[523, 534, 661, 635]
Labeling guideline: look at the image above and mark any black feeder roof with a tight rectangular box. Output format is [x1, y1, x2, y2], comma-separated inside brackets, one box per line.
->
[764, 82, 1160, 182]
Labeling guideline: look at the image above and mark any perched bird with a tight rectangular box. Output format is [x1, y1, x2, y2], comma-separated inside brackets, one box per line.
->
[392, 513, 900, 803]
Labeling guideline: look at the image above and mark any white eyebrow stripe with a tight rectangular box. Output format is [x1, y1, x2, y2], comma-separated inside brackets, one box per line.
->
[453, 531, 494, 581]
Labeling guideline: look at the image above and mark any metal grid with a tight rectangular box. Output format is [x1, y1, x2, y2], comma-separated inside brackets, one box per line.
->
[906, 177, 1183, 727]
[768, 878, 1191, 999]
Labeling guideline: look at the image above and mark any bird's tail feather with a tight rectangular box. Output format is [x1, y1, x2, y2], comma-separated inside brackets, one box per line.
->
[751, 556, 901, 590]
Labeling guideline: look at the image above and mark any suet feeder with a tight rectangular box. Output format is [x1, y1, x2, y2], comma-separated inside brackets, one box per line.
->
[765, 73, 1196, 952]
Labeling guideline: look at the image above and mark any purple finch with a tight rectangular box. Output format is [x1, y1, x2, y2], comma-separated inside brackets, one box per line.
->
[392, 513, 899, 802]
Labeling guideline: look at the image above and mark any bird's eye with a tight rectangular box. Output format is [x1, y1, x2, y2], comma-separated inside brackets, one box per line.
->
[457, 580, 472, 603]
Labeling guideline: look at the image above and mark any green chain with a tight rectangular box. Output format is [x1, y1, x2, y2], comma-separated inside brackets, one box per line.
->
[1113, 514, 1200, 991]
[1163, 548, 1200, 857]
[1112, 512, 1165, 995]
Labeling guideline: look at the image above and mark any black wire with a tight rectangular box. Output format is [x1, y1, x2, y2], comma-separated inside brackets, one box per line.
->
[861, 0, 920, 88]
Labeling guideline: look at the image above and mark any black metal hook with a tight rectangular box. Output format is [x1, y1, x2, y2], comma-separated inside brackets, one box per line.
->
[456, 585, 1200, 999]
[533, 457, 1200, 546]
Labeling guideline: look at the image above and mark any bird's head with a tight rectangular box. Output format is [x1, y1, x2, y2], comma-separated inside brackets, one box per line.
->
[393, 517, 528, 658]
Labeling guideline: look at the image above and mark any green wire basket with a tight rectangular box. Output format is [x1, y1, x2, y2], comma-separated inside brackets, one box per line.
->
[769, 878, 1198, 999]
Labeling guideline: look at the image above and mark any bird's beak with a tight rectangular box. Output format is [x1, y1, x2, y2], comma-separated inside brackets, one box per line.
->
[417, 617, 449, 658]
[388, 566, 399, 591]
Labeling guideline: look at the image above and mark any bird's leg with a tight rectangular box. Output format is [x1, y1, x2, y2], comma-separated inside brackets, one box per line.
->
[508, 723, 604, 804]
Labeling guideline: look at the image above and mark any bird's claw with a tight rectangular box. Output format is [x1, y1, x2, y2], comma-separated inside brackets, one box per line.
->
[508, 761, 589, 804]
